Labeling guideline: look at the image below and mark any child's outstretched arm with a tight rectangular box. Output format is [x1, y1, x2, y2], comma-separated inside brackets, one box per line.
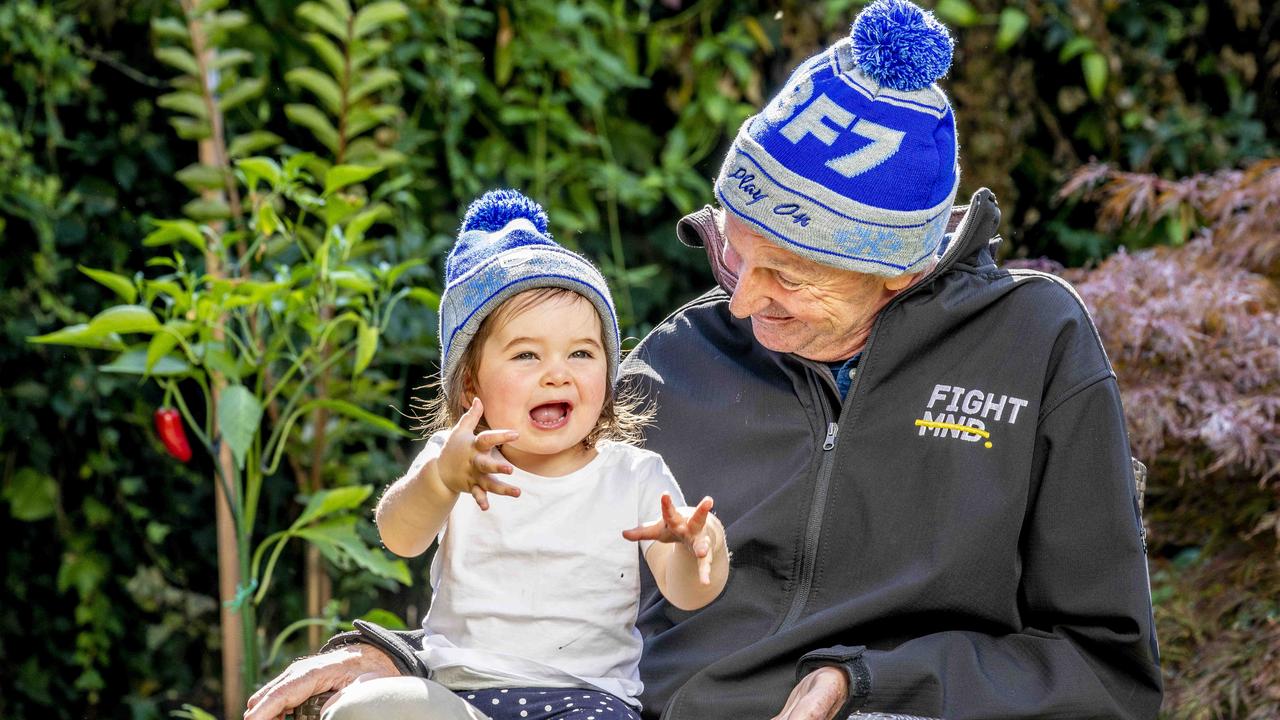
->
[376, 398, 521, 557]
[623, 493, 729, 611]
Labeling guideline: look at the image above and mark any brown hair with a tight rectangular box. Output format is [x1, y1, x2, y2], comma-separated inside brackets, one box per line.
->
[411, 287, 651, 447]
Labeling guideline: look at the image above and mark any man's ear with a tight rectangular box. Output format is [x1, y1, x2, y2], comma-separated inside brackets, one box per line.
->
[884, 272, 918, 292]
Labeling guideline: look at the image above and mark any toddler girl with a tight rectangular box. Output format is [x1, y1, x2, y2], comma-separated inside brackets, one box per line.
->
[373, 190, 729, 720]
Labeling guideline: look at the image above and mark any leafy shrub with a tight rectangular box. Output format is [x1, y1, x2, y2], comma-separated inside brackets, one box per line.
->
[1063, 160, 1280, 718]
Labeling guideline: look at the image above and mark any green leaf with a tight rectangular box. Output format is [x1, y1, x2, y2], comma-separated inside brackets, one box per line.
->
[228, 131, 283, 159]
[382, 258, 423, 287]
[144, 219, 207, 252]
[304, 398, 410, 437]
[27, 324, 126, 351]
[169, 117, 212, 141]
[151, 17, 189, 43]
[219, 76, 266, 112]
[995, 8, 1029, 52]
[354, 322, 378, 374]
[330, 269, 375, 294]
[57, 551, 107, 598]
[324, 164, 384, 195]
[175, 163, 227, 192]
[145, 332, 180, 374]
[207, 9, 249, 34]
[200, 341, 245, 380]
[182, 198, 232, 222]
[78, 265, 138, 303]
[217, 384, 263, 470]
[210, 48, 254, 71]
[285, 103, 340, 153]
[286, 68, 343, 115]
[353, 1, 408, 37]
[407, 287, 440, 310]
[345, 204, 393, 244]
[295, 486, 372, 527]
[345, 104, 399, 139]
[934, 0, 979, 26]
[89, 305, 162, 335]
[297, 2, 348, 40]
[257, 202, 282, 237]
[1059, 36, 1095, 63]
[296, 517, 410, 584]
[303, 32, 346, 78]
[1082, 52, 1109, 101]
[6, 468, 58, 522]
[158, 90, 208, 119]
[155, 46, 200, 76]
[360, 608, 408, 629]
[322, 195, 362, 226]
[319, 0, 353, 20]
[236, 156, 283, 190]
[348, 68, 400, 105]
[100, 349, 192, 377]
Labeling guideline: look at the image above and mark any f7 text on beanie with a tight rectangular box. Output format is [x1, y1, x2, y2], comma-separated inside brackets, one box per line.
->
[714, 0, 959, 278]
[437, 189, 621, 398]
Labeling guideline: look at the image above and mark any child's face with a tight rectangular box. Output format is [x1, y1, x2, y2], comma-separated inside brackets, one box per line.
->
[468, 291, 608, 474]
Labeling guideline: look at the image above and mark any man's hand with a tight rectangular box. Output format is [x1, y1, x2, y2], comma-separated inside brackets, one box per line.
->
[437, 397, 521, 510]
[623, 493, 718, 584]
[770, 666, 849, 720]
[244, 644, 399, 720]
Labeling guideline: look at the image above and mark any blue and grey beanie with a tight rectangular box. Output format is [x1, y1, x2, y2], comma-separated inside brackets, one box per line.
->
[438, 189, 620, 399]
[714, 0, 959, 277]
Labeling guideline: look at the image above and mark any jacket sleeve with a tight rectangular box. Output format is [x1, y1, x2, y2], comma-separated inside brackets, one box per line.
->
[319, 620, 431, 678]
[800, 376, 1163, 719]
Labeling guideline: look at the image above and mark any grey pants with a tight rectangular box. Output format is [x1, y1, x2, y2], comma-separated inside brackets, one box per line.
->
[322, 676, 491, 720]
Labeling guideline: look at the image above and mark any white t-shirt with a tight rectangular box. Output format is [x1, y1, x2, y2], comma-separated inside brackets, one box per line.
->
[404, 433, 685, 706]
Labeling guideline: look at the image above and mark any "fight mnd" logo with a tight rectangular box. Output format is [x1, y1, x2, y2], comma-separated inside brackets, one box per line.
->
[914, 384, 1029, 449]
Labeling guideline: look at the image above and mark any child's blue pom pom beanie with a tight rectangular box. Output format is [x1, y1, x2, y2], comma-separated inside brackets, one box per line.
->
[714, 0, 958, 277]
[439, 189, 620, 398]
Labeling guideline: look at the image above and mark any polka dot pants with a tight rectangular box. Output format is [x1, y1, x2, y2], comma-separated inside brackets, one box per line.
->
[455, 688, 640, 720]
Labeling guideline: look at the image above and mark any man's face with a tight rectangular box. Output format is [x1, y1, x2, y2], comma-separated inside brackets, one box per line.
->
[721, 212, 898, 362]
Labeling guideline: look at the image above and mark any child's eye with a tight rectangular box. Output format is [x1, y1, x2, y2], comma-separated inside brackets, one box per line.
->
[512, 351, 537, 360]
[570, 349, 594, 359]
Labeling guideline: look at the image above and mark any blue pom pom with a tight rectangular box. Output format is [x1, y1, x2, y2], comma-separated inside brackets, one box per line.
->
[460, 189, 550, 235]
[850, 0, 954, 92]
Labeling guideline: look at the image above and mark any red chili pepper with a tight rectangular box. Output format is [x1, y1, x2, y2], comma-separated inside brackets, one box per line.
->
[154, 407, 193, 463]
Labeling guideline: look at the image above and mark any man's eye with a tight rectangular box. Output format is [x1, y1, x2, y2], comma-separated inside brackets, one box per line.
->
[776, 272, 802, 289]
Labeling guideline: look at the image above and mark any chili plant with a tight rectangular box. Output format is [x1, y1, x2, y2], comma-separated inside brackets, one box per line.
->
[27, 0, 423, 714]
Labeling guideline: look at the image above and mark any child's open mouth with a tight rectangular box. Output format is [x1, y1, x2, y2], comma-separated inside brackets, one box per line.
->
[529, 402, 572, 430]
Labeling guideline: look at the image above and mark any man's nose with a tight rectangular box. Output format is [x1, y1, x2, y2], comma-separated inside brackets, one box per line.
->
[728, 270, 767, 319]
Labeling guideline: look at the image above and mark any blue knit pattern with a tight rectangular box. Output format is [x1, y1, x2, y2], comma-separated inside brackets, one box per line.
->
[439, 190, 620, 397]
[713, 0, 960, 277]
[851, 0, 953, 92]
[460, 188, 550, 235]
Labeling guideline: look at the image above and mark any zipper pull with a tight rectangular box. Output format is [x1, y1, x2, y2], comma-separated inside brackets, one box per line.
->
[822, 422, 839, 451]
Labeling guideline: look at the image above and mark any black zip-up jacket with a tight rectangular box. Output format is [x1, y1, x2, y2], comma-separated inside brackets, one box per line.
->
[620, 190, 1162, 719]
[325, 190, 1161, 719]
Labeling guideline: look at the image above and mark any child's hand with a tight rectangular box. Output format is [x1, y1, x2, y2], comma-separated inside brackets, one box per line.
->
[436, 398, 521, 510]
[623, 493, 718, 585]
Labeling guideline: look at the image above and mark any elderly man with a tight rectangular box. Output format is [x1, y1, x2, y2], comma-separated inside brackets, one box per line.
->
[245, 1, 1161, 718]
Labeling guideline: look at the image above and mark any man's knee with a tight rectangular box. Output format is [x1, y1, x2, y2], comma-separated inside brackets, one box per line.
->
[322, 676, 488, 720]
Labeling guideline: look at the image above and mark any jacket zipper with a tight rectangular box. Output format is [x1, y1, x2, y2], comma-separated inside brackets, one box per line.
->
[777, 363, 845, 631]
